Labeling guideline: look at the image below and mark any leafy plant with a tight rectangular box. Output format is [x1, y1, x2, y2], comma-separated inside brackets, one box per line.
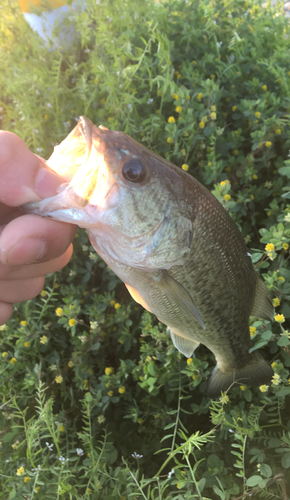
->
[1, 0, 290, 498]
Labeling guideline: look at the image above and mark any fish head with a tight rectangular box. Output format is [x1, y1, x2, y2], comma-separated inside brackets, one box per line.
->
[24, 117, 193, 270]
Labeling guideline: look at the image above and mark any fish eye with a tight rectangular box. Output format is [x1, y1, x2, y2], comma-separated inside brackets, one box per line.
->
[122, 158, 147, 183]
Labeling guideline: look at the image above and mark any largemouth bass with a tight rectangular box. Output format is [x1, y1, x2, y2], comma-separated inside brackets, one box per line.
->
[24, 116, 274, 398]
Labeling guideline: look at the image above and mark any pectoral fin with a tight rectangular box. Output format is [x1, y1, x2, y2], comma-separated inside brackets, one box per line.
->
[152, 270, 206, 330]
[169, 328, 200, 357]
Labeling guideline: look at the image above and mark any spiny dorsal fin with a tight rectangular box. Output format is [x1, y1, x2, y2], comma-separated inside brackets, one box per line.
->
[251, 274, 274, 320]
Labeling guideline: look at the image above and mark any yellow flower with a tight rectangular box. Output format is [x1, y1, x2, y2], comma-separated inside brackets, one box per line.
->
[114, 303, 121, 309]
[105, 367, 114, 375]
[44, 114, 49, 120]
[275, 314, 285, 323]
[240, 385, 247, 391]
[250, 326, 256, 337]
[186, 95, 190, 100]
[265, 141, 272, 148]
[262, 85, 267, 91]
[211, 105, 216, 111]
[55, 308, 64, 317]
[83, 379, 89, 390]
[24, 341, 30, 348]
[88, 488, 92, 494]
[272, 373, 281, 386]
[220, 394, 229, 404]
[187, 358, 193, 365]
[107, 391, 113, 396]
[68, 360, 73, 367]
[35, 487, 40, 493]
[172, 93, 179, 100]
[197, 92, 203, 101]
[259, 385, 269, 392]
[271, 361, 278, 369]
[208, 162, 212, 167]
[250, 194, 254, 200]
[265, 243, 274, 252]
[193, 60, 197, 64]
[210, 74, 215, 79]
[20, 320, 27, 327]
[94, 78, 98, 84]
[273, 298, 280, 307]
[55, 375, 63, 384]
[182, 164, 189, 171]
[24, 477, 31, 483]
[224, 194, 231, 201]
[192, 373, 198, 380]
[2, 352, 8, 357]
[167, 137, 173, 143]
[40, 290, 47, 298]
[69, 318, 77, 327]
[138, 418, 143, 424]
[168, 116, 175, 123]
[175, 106, 182, 113]
[282, 243, 289, 250]
[40, 335, 48, 344]
[10, 358, 17, 365]
[252, 174, 257, 179]
[210, 112, 216, 120]
[232, 106, 237, 111]
[17, 467, 25, 476]
[199, 121, 205, 129]
[255, 111, 261, 118]
[119, 386, 126, 394]
[275, 129, 281, 135]
[59, 423, 65, 432]
[278, 276, 285, 283]
[233, 149, 238, 156]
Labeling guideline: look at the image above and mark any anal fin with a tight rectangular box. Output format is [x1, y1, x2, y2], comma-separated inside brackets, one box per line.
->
[169, 327, 200, 357]
[251, 274, 274, 320]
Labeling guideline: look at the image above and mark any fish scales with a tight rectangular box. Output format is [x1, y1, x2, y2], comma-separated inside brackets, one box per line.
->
[23, 116, 274, 398]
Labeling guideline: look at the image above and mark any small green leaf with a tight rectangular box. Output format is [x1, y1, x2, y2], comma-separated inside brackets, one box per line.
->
[246, 475, 262, 487]
[281, 452, 290, 468]
[260, 463, 272, 478]
[277, 336, 290, 346]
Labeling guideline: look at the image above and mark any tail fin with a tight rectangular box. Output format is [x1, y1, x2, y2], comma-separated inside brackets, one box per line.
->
[207, 352, 273, 398]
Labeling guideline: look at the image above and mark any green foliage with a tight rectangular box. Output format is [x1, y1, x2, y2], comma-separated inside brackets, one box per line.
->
[1, 0, 290, 498]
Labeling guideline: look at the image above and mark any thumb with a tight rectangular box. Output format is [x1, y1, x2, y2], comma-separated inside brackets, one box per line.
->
[0, 131, 64, 207]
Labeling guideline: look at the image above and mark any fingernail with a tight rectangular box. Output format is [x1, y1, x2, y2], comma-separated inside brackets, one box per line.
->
[34, 166, 64, 199]
[6, 238, 47, 265]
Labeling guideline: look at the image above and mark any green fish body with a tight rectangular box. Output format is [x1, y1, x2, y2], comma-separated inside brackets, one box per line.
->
[24, 117, 274, 397]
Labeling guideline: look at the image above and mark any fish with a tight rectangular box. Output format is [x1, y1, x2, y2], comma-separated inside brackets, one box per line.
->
[23, 116, 274, 398]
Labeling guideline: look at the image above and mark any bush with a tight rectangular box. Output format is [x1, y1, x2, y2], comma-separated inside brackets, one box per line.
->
[1, 0, 290, 498]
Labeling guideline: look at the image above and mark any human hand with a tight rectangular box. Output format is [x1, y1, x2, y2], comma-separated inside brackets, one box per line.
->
[0, 131, 77, 325]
